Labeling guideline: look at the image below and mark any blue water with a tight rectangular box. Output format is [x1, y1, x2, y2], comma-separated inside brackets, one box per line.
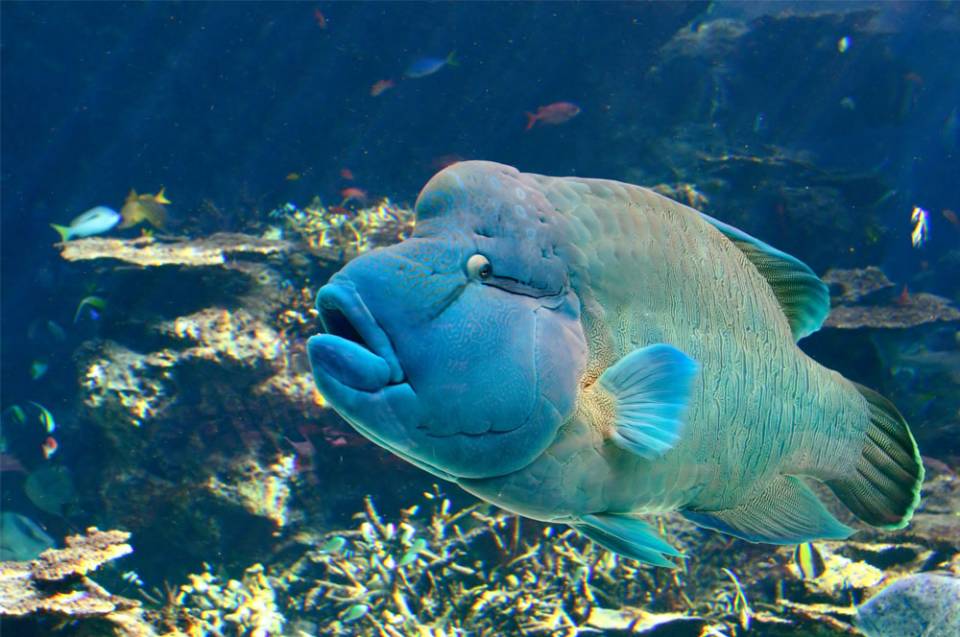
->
[2, 2, 958, 635]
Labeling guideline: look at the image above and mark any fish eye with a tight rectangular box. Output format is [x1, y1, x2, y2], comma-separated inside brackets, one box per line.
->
[466, 254, 492, 280]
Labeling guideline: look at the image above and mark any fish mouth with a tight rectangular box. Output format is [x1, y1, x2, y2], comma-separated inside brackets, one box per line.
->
[309, 282, 455, 479]
[313, 282, 405, 389]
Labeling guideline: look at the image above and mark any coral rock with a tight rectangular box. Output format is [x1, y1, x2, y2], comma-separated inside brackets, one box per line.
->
[58, 233, 292, 267]
[0, 527, 154, 636]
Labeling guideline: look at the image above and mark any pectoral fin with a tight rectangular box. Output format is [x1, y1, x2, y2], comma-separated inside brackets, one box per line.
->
[572, 513, 682, 567]
[681, 475, 853, 544]
[597, 344, 699, 459]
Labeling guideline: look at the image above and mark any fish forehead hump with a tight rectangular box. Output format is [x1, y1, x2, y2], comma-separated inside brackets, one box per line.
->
[414, 161, 570, 263]
[414, 161, 798, 356]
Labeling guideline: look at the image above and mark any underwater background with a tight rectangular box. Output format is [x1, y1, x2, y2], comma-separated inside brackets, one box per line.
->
[2, 2, 959, 636]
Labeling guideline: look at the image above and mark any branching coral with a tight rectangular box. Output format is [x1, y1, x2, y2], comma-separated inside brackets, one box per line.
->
[277, 198, 414, 261]
[159, 563, 285, 637]
[273, 488, 732, 636]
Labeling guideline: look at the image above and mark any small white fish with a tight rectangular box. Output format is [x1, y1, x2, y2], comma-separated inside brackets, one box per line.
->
[51, 206, 121, 241]
[911, 206, 929, 247]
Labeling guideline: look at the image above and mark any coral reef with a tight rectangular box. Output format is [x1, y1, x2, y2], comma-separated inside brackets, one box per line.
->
[38, 200, 958, 636]
[826, 291, 960, 329]
[820, 266, 960, 329]
[822, 266, 895, 304]
[276, 198, 415, 261]
[0, 527, 155, 636]
[207, 453, 296, 529]
[139, 475, 960, 636]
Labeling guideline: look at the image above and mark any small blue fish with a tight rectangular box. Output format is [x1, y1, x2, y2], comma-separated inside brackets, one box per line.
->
[405, 51, 457, 79]
[319, 536, 346, 554]
[51, 206, 121, 241]
[3, 405, 26, 425]
[341, 603, 369, 623]
[30, 360, 49, 381]
[397, 537, 427, 567]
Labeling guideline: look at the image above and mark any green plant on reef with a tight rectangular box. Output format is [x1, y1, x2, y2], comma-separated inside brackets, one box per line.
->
[279, 198, 415, 260]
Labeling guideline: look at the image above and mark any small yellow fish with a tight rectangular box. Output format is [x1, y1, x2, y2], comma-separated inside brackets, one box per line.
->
[119, 188, 170, 229]
[29, 402, 56, 433]
[793, 542, 826, 580]
[286, 172, 302, 181]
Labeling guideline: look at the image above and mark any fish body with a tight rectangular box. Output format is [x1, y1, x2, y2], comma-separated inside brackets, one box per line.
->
[910, 205, 929, 247]
[793, 542, 826, 580]
[41, 436, 58, 460]
[51, 206, 121, 241]
[525, 102, 581, 130]
[405, 52, 456, 78]
[30, 359, 49, 380]
[119, 188, 169, 229]
[29, 402, 55, 433]
[308, 161, 923, 565]
[370, 79, 395, 96]
[341, 187, 368, 205]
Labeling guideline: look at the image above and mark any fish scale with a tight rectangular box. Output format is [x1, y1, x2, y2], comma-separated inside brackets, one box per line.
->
[500, 173, 861, 515]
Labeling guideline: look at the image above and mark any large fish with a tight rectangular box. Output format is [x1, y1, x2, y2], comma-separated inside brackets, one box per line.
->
[307, 161, 924, 566]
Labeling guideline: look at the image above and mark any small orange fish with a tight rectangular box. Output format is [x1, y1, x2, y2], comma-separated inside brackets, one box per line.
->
[943, 209, 959, 227]
[41, 436, 58, 459]
[341, 187, 368, 205]
[896, 285, 910, 306]
[313, 8, 327, 29]
[119, 188, 170, 229]
[370, 79, 395, 97]
[340, 168, 355, 181]
[525, 102, 581, 130]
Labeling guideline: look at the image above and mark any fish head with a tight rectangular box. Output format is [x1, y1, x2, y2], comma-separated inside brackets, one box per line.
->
[308, 161, 587, 480]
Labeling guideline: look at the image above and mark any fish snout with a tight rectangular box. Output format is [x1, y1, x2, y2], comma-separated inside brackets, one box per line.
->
[313, 282, 404, 386]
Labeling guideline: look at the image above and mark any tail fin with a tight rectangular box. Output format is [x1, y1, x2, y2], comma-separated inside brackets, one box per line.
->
[50, 223, 72, 242]
[525, 112, 537, 131]
[445, 50, 458, 67]
[826, 383, 924, 529]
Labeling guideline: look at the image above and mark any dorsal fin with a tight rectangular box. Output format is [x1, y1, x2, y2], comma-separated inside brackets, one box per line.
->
[700, 213, 830, 340]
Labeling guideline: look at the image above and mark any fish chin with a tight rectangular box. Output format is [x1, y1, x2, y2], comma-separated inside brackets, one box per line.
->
[308, 333, 451, 478]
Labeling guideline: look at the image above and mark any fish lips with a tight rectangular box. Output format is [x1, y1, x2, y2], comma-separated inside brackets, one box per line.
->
[309, 284, 454, 478]
[313, 282, 404, 388]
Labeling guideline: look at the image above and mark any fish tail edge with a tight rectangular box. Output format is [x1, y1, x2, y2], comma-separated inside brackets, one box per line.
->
[826, 383, 924, 530]
[525, 112, 537, 131]
[50, 223, 71, 242]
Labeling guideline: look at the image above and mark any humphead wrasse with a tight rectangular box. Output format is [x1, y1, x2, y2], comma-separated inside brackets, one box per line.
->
[307, 161, 923, 566]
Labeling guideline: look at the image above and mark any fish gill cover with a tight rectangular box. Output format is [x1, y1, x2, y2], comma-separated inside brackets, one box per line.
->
[1, 2, 958, 636]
